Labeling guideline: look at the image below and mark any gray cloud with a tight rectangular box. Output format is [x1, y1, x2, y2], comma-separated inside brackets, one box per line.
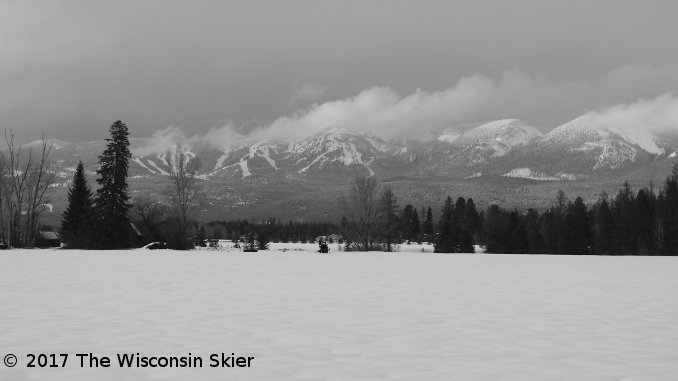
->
[135, 67, 678, 154]
[288, 83, 328, 107]
[579, 93, 678, 154]
[2, 1, 678, 144]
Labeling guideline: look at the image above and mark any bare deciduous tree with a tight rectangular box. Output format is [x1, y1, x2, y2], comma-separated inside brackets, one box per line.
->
[168, 145, 203, 229]
[133, 195, 167, 241]
[0, 130, 54, 247]
[337, 175, 381, 251]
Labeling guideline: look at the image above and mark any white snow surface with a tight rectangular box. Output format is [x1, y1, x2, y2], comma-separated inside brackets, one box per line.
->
[502, 168, 580, 181]
[132, 157, 157, 175]
[237, 159, 251, 178]
[1, 251, 678, 380]
[456, 119, 542, 147]
[440, 119, 542, 158]
[146, 159, 170, 176]
[436, 131, 461, 143]
[545, 116, 664, 168]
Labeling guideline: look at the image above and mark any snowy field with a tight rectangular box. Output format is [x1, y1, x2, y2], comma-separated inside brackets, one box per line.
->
[1, 250, 678, 380]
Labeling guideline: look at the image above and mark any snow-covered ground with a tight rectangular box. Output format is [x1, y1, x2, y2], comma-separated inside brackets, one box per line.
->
[1, 250, 677, 380]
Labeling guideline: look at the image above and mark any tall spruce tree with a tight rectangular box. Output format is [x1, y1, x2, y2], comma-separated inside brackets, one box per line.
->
[410, 207, 421, 243]
[592, 192, 615, 255]
[482, 204, 505, 253]
[61, 162, 94, 248]
[94, 120, 133, 248]
[379, 188, 399, 252]
[613, 181, 636, 255]
[400, 204, 420, 243]
[423, 206, 434, 242]
[634, 189, 655, 255]
[565, 197, 590, 255]
[464, 198, 480, 239]
[454, 197, 474, 253]
[524, 209, 543, 253]
[434, 197, 455, 253]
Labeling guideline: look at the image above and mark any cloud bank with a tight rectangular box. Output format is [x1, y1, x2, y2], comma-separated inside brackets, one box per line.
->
[136, 67, 678, 155]
[583, 93, 678, 135]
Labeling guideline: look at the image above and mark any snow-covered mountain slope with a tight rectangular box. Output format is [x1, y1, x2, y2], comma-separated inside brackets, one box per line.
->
[35, 116, 677, 186]
[452, 119, 542, 158]
[115, 116, 677, 180]
[284, 128, 403, 176]
[457, 119, 541, 147]
[543, 117, 664, 170]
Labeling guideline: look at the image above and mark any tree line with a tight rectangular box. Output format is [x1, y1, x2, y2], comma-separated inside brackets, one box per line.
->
[338, 169, 678, 256]
[204, 219, 336, 244]
[480, 172, 678, 255]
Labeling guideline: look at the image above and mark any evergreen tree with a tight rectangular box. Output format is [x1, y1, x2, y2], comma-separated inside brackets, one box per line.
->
[612, 181, 636, 255]
[634, 189, 655, 255]
[464, 198, 481, 240]
[243, 232, 257, 251]
[539, 209, 557, 254]
[61, 162, 95, 248]
[524, 209, 543, 254]
[194, 226, 207, 247]
[454, 197, 474, 253]
[565, 197, 590, 255]
[378, 188, 399, 252]
[592, 192, 615, 255]
[400, 204, 420, 243]
[508, 210, 528, 254]
[482, 204, 505, 253]
[94, 120, 133, 249]
[434, 197, 455, 252]
[422, 206, 434, 242]
[410, 208, 421, 243]
[554, 190, 568, 253]
[256, 232, 270, 250]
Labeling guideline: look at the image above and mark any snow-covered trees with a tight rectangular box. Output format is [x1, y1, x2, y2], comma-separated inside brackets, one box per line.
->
[61, 162, 95, 248]
[94, 120, 133, 249]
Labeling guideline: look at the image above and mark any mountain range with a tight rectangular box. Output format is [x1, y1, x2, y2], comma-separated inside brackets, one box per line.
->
[35, 116, 678, 225]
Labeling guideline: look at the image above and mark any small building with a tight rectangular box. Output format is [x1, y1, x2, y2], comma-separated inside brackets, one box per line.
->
[36, 231, 61, 248]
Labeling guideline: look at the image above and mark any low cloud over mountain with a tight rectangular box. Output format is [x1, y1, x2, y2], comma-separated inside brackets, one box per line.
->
[135, 84, 678, 157]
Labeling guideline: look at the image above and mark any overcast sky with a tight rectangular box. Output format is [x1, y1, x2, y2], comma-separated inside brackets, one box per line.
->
[2, 0, 678, 144]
